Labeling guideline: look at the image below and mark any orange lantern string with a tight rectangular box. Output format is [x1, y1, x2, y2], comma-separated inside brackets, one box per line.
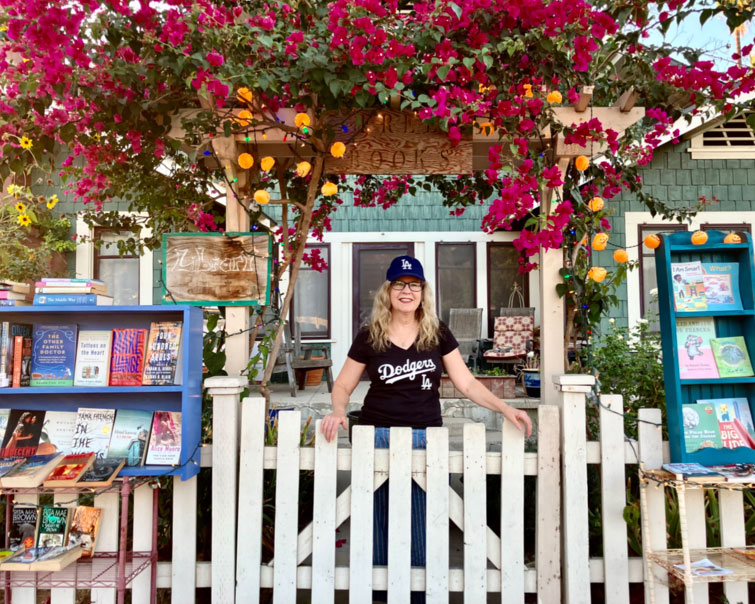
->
[588, 197, 604, 212]
[296, 161, 312, 177]
[260, 156, 275, 172]
[330, 142, 346, 158]
[644, 234, 661, 249]
[592, 233, 609, 251]
[587, 266, 607, 282]
[253, 190, 270, 205]
[691, 230, 708, 245]
[575, 155, 589, 172]
[321, 182, 338, 196]
[613, 249, 629, 263]
[237, 153, 254, 169]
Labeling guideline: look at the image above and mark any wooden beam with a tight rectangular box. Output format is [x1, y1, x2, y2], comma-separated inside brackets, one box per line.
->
[617, 87, 639, 113]
[574, 86, 594, 113]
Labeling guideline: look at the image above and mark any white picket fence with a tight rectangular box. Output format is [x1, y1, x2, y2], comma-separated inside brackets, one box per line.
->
[9, 376, 752, 603]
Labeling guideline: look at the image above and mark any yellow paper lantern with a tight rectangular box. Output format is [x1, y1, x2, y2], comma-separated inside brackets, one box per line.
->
[546, 91, 562, 104]
[295, 113, 311, 128]
[253, 190, 270, 205]
[575, 155, 589, 172]
[296, 161, 312, 177]
[691, 230, 708, 245]
[724, 232, 742, 244]
[260, 156, 275, 172]
[321, 182, 338, 196]
[613, 249, 629, 263]
[330, 142, 346, 158]
[592, 233, 609, 251]
[237, 87, 253, 103]
[588, 196, 604, 212]
[237, 153, 254, 170]
[587, 266, 607, 282]
[644, 234, 661, 249]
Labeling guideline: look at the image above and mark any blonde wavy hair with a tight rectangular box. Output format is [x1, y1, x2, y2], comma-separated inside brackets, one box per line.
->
[367, 280, 440, 352]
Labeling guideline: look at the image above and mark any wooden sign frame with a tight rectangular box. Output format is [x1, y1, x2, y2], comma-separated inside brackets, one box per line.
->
[162, 232, 272, 306]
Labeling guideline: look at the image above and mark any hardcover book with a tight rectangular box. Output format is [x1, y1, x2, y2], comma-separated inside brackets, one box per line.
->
[66, 506, 102, 558]
[43, 453, 95, 487]
[73, 330, 113, 387]
[37, 411, 78, 456]
[671, 261, 707, 311]
[711, 336, 755, 378]
[2, 453, 65, 488]
[70, 408, 116, 458]
[0, 409, 46, 458]
[142, 321, 183, 386]
[36, 506, 71, 548]
[682, 403, 723, 453]
[8, 506, 39, 551]
[33, 294, 114, 306]
[702, 262, 742, 311]
[106, 410, 153, 466]
[29, 324, 78, 386]
[109, 328, 147, 386]
[699, 397, 755, 443]
[145, 411, 182, 465]
[11, 335, 32, 387]
[676, 317, 719, 379]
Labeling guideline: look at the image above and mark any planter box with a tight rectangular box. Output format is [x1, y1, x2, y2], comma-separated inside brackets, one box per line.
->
[440, 375, 516, 399]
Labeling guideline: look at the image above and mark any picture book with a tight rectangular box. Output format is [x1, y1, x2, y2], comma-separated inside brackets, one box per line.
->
[11, 334, 32, 387]
[66, 506, 102, 558]
[70, 408, 116, 458]
[106, 410, 153, 466]
[673, 558, 733, 577]
[0, 409, 46, 457]
[711, 336, 755, 378]
[8, 506, 39, 550]
[43, 453, 95, 487]
[142, 321, 183, 386]
[29, 323, 78, 386]
[36, 506, 71, 548]
[682, 403, 723, 453]
[73, 330, 113, 387]
[0, 545, 82, 571]
[662, 462, 726, 482]
[33, 294, 114, 306]
[77, 458, 125, 487]
[702, 262, 742, 311]
[698, 397, 755, 444]
[671, 261, 707, 311]
[37, 411, 78, 456]
[109, 328, 147, 386]
[145, 411, 182, 465]
[676, 317, 719, 379]
[2, 453, 65, 488]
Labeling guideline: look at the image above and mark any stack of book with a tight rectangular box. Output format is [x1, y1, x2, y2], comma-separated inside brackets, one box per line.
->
[33, 278, 113, 306]
[0, 280, 31, 307]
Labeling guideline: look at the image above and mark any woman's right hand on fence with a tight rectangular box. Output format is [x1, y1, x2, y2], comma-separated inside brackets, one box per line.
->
[320, 412, 348, 442]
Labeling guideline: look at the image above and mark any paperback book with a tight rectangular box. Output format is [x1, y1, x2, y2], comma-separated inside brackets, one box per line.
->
[8, 506, 39, 550]
[673, 558, 733, 577]
[33, 294, 113, 306]
[36, 506, 71, 548]
[29, 324, 78, 386]
[0, 409, 46, 458]
[702, 262, 742, 310]
[77, 458, 125, 487]
[43, 453, 96, 487]
[142, 321, 183, 386]
[70, 408, 116, 458]
[676, 317, 719, 379]
[662, 462, 726, 482]
[706, 465, 755, 483]
[145, 411, 182, 465]
[672, 261, 707, 311]
[73, 330, 113, 387]
[0, 458, 23, 481]
[2, 453, 65, 488]
[66, 506, 102, 558]
[109, 328, 147, 386]
[0, 545, 82, 571]
[11, 334, 32, 387]
[37, 411, 78, 456]
[682, 403, 723, 453]
[0, 280, 30, 294]
[711, 336, 755, 378]
[106, 410, 153, 466]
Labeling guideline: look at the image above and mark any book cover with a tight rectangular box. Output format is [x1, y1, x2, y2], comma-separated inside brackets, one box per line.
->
[699, 397, 755, 442]
[29, 324, 78, 386]
[37, 411, 78, 456]
[0, 409, 46, 457]
[2, 453, 65, 488]
[33, 294, 114, 306]
[8, 506, 39, 551]
[73, 330, 113, 387]
[711, 336, 755, 378]
[142, 321, 183, 386]
[707, 465, 755, 483]
[77, 458, 125, 487]
[0, 322, 10, 382]
[674, 558, 733, 576]
[145, 411, 182, 465]
[0, 300, 31, 307]
[671, 261, 707, 311]
[11, 335, 32, 387]
[682, 403, 723, 453]
[43, 453, 95, 487]
[0, 291, 28, 301]
[70, 408, 116, 458]
[662, 462, 725, 479]
[36, 507, 71, 548]
[0, 457, 23, 481]
[109, 328, 147, 386]
[702, 262, 742, 311]
[106, 410, 153, 466]
[66, 506, 102, 558]
[676, 317, 719, 379]
[0, 409, 10, 436]
[718, 418, 755, 449]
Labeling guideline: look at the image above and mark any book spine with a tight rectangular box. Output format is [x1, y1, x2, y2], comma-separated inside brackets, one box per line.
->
[36, 279, 104, 285]
[20, 338, 31, 387]
[33, 294, 99, 306]
[11, 336, 22, 388]
[0, 322, 9, 378]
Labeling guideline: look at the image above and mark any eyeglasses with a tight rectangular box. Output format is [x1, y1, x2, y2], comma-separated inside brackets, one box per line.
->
[391, 280, 423, 292]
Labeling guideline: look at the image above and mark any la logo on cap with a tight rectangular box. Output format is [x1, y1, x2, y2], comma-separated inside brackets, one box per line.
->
[401, 259, 412, 270]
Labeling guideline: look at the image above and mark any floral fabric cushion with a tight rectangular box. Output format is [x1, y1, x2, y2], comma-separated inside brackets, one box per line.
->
[484, 328, 534, 359]
[494, 315, 534, 332]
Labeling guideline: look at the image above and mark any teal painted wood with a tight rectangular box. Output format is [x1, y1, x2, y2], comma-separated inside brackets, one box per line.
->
[0, 305, 203, 480]
[655, 230, 755, 464]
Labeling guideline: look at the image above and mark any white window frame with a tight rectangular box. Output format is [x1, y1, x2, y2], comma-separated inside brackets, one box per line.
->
[687, 112, 755, 160]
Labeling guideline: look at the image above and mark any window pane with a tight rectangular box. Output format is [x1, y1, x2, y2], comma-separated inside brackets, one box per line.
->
[639, 225, 686, 329]
[488, 244, 528, 334]
[437, 244, 475, 324]
[294, 247, 329, 338]
[98, 258, 139, 305]
[356, 246, 410, 333]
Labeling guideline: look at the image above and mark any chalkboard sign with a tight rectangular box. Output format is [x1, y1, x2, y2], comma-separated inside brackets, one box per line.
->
[162, 233, 272, 306]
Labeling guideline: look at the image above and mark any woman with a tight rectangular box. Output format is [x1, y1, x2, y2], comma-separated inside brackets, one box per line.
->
[320, 255, 532, 600]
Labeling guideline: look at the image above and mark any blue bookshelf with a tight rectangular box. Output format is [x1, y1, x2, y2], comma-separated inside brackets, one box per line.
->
[656, 230, 755, 464]
[0, 305, 203, 480]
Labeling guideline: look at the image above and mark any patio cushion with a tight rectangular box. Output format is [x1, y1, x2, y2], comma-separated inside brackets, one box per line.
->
[494, 315, 534, 332]
[484, 328, 533, 359]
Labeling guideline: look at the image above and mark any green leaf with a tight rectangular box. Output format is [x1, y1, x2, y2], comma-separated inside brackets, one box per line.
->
[747, 113, 755, 134]
[448, 2, 462, 18]
[258, 35, 273, 48]
[481, 54, 493, 69]
[462, 57, 475, 70]
[437, 65, 451, 82]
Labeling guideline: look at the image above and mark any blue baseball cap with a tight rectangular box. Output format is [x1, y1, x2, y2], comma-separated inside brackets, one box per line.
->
[386, 255, 425, 282]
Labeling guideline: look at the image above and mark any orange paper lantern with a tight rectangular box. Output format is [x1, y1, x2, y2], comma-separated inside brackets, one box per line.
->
[613, 249, 629, 263]
[592, 233, 609, 251]
[260, 156, 275, 172]
[588, 196, 604, 212]
[691, 230, 708, 245]
[253, 190, 270, 205]
[330, 142, 346, 158]
[296, 161, 312, 177]
[644, 234, 661, 249]
[724, 232, 742, 244]
[321, 182, 338, 196]
[295, 113, 311, 128]
[575, 155, 589, 172]
[237, 153, 254, 169]
[587, 266, 607, 282]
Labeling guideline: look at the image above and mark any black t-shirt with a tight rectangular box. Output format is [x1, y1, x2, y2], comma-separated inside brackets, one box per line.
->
[348, 322, 459, 428]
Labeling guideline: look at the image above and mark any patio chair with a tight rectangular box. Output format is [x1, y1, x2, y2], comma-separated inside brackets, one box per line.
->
[482, 307, 536, 375]
[268, 322, 334, 397]
[448, 308, 483, 367]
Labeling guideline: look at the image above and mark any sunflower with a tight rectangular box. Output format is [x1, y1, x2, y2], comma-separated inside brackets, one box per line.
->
[14, 201, 26, 213]
[6, 184, 19, 196]
[47, 195, 59, 209]
[17, 214, 31, 227]
[19, 136, 32, 149]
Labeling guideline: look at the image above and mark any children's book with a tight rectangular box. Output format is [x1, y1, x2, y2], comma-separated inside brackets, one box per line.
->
[0, 409, 46, 458]
[36, 506, 71, 548]
[698, 397, 755, 447]
[676, 317, 719, 379]
[711, 336, 755, 378]
[43, 453, 96, 487]
[673, 558, 733, 576]
[682, 403, 723, 453]
[106, 410, 153, 466]
[8, 506, 39, 551]
[109, 328, 147, 386]
[66, 506, 102, 558]
[29, 324, 78, 386]
[142, 321, 183, 386]
[37, 411, 78, 456]
[671, 261, 707, 311]
[73, 330, 113, 387]
[145, 411, 182, 465]
[702, 262, 742, 310]
[662, 462, 726, 482]
[2, 453, 65, 488]
[70, 408, 116, 458]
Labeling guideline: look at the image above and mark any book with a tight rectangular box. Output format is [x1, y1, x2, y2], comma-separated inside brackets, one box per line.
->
[73, 330, 113, 387]
[671, 261, 707, 311]
[66, 506, 101, 558]
[0, 544, 82, 571]
[0, 322, 11, 384]
[35, 286, 108, 295]
[29, 323, 78, 386]
[106, 410, 153, 466]
[711, 336, 755, 378]
[36, 278, 105, 286]
[702, 262, 742, 311]
[8, 506, 39, 550]
[0, 300, 31, 307]
[682, 403, 723, 453]
[145, 411, 182, 465]
[33, 294, 114, 306]
[36, 506, 71, 548]
[37, 411, 78, 456]
[662, 462, 726, 482]
[699, 397, 755, 449]
[0, 457, 24, 481]
[676, 317, 719, 379]
[11, 335, 32, 387]
[70, 408, 116, 458]
[0, 409, 47, 457]
[142, 321, 183, 386]
[0, 291, 28, 301]
[76, 458, 125, 487]
[673, 557, 733, 576]
[0, 280, 30, 294]
[2, 453, 65, 488]
[43, 453, 96, 487]
[706, 465, 755, 483]
[109, 328, 147, 386]
[3, 323, 31, 383]
[0, 409, 12, 436]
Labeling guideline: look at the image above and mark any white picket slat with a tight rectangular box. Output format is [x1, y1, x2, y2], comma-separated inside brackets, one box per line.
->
[172, 475, 198, 604]
[236, 396, 266, 604]
[685, 487, 710, 604]
[387, 427, 412, 604]
[463, 422, 487, 601]
[311, 419, 338, 603]
[350, 424, 375, 602]
[12, 494, 38, 604]
[536, 405, 561, 604]
[273, 410, 302, 604]
[130, 484, 154, 601]
[425, 427, 449, 604]
[50, 491, 76, 604]
[719, 488, 748, 604]
[500, 412, 525, 604]
[599, 395, 630, 604]
[91, 491, 119, 604]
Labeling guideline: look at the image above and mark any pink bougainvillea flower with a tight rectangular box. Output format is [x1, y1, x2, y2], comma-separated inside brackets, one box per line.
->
[207, 50, 224, 67]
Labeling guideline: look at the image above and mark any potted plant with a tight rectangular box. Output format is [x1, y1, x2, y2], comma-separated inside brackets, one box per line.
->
[440, 366, 516, 399]
[521, 352, 541, 398]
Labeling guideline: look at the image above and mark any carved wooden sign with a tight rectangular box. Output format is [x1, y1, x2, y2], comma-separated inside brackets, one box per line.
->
[162, 233, 271, 306]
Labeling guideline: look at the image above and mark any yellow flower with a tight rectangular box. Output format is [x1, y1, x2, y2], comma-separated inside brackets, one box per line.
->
[260, 156, 275, 172]
[575, 155, 589, 171]
[0, 24, 8, 32]
[253, 190, 270, 205]
[321, 182, 338, 196]
[47, 195, 59, 209]
[17, 214, 31, 227]
[294, 113, 311, 128]
[296, 161, 312, 177]
[330, 142, 346, 158]
[237, 87, 253, 103]
[7, 184, 19, 196]
[19, 136, 32, 149]
[546, 91, 562, 104]
[14, 201, 26, 213]
[523, 84, 533, 98]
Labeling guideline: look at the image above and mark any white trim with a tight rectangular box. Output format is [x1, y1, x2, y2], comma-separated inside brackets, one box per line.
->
[687, 148, 755, 160]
